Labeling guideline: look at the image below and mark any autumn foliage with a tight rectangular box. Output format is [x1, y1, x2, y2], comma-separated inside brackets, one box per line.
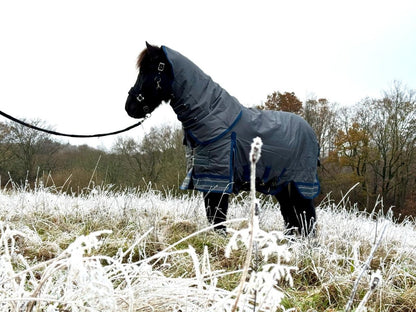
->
[258, 91, 303, 114]
[259, 82, 416, 218]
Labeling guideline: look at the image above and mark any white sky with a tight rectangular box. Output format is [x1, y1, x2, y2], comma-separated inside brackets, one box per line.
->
[1, 0, 415, 149]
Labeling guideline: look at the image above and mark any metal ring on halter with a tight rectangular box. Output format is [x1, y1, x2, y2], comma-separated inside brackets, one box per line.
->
[136, 94, 145, 102]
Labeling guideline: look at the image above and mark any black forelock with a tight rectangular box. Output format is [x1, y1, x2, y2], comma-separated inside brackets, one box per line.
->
[136, 43, 164, 69]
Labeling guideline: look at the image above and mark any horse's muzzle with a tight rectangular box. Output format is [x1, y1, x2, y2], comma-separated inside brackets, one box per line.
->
[125, 94, 145, 119]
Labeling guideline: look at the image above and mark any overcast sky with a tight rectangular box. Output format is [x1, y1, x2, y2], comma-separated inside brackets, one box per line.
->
[1, 0, 415, 149]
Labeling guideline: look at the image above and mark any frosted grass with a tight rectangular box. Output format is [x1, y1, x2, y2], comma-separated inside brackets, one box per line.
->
[1, 183, 415, 311]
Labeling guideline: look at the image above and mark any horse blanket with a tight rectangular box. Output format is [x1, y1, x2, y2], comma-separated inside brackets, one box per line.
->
[162, 46, 320, 199]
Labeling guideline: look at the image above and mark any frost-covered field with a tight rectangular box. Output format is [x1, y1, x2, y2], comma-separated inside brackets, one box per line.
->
[1, 183, 415, 311]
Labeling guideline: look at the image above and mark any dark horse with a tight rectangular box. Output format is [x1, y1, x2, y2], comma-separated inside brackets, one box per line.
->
[126, 43, 320, 236]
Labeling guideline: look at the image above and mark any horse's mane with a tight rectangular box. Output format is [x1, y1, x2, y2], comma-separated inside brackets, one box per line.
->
[136, 48, 147, 69]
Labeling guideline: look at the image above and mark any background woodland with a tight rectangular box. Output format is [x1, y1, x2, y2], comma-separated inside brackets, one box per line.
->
[1, 81, 415, 218]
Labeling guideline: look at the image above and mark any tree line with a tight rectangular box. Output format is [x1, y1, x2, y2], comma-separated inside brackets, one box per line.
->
[0, 81, 414, 218]
[0, 121, 186, 193]
[257, 81, 415, 218]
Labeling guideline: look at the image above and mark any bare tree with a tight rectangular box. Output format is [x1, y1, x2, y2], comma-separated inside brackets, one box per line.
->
[112, 125, 185, 188]
[365, 82, 416, 209]
[303, 97, 338, 157]
[0, 123, 15, 171]
[5, 119, 57, 181]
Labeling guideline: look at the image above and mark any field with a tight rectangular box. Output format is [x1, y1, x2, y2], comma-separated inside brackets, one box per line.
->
[1, 181, 415, 311]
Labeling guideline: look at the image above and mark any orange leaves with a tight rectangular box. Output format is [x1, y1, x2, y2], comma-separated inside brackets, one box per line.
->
[259, 91, 303, 115]
[333, 122, 370, 176]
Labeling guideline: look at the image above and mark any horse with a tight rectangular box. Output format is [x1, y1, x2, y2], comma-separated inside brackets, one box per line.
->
[125, 42, 320, 236]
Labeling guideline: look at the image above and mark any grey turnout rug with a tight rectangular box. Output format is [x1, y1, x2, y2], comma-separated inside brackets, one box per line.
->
[163, 46, 320, 199]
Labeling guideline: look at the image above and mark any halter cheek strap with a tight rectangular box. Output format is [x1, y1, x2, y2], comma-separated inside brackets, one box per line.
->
[155, 62, 165, 90]
[128, 62, 167, 102]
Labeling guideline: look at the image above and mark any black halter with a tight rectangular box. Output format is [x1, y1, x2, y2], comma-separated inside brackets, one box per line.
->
[128, 61, 166, 114]
[130, 62, 165, 96]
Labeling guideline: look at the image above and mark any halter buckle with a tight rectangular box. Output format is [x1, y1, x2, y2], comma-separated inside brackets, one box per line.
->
[158, 62, 165, 72]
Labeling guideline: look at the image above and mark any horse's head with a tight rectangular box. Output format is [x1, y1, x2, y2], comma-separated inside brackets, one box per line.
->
[125, 42, 173, 119]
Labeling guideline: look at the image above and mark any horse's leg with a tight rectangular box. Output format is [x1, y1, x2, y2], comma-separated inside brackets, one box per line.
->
[203, 192, 229, 232]
[276, 182, 317, 236]
[275, 183, 300, 235]
[290, 185, 317, 237]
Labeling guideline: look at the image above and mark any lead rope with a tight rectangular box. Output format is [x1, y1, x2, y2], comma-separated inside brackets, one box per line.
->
[0, 110, 147, 138]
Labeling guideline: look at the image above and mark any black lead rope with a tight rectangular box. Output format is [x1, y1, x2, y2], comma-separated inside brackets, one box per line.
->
[0, 110, 146, 138]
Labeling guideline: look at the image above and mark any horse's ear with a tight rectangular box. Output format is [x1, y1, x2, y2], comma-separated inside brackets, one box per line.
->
[145, 42, 160, 56]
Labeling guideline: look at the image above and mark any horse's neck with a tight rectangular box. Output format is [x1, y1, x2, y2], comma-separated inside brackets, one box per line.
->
[163, 46, 242, 143]
[168, 55, 213, 127]
[170, 63, 243, 143]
